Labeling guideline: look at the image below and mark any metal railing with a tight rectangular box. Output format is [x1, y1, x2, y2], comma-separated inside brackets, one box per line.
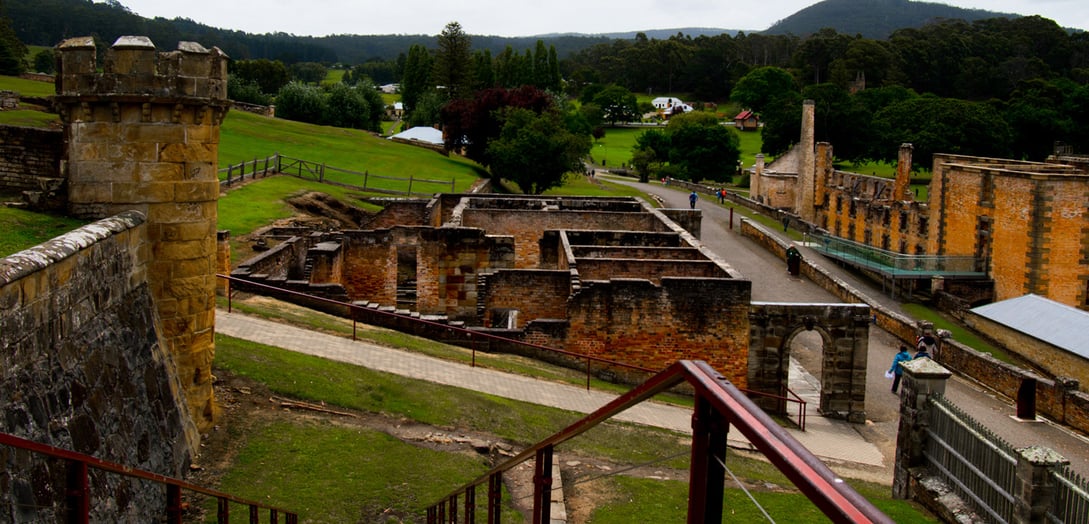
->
[1049, 464, 1089, 524]
[218, 274, 807, 429]
[805, 231, 984, 278]
[425, 361, 891, 523]
[216, 153, 456, 196]
[925, 394, 1017, 523]
[0, 431, 297, 524]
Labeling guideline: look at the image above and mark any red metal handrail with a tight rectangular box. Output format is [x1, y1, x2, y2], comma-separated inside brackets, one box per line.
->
[217, 273, 809, 429]
[0, 431, 298, 523]
[425, 360, 892, 524]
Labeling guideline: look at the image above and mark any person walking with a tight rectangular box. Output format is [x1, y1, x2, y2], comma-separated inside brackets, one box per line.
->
[889, 345, 912, 393]
[689, 191, 698, 209]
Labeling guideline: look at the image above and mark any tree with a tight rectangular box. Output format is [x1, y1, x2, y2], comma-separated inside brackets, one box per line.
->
[0, 10, 26, 75]
[486, 107, 591, 194]
[290, 62, 328, 85]
[32, 48, 54, 74]
[591, 84, 638, 124]
[871, 96, 1013, 168]
[440, 85, 554, 166]
[664, 112, 740, 183]
[433, 21, 473, 101]
[405, 89, 444, 128]
[731, 66, 797, 111]
[324, 83, 371, 129]
[401, 44, 433, 113]
[227, 76, 271, 105]
[231, 59, 290, 95]
[274, 81, 326, 124]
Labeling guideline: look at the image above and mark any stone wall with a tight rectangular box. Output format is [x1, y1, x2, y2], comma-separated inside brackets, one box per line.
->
[0, 212, 195, 521]
[0, 125, 63, 195]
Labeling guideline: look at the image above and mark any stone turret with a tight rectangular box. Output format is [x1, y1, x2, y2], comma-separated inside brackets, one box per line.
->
[53, 36, 229, 431]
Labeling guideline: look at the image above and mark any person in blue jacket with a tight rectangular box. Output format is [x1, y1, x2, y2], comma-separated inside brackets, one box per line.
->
[889, 345, 912, 393]
[689, 191, 698, 209]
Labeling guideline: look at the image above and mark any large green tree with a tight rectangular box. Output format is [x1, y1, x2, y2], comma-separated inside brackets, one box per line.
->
[590, 84, 638, 124]
[486, 107, 591, 194]
[664, 112, 740, 183]
[401, 44, 433, 113]
[231, 59, 290, 95]
[871, 96, 1013, 168]
[433, 21, 473, 101]
[731, 66, 797, 111]
[0, 8, 26, 75]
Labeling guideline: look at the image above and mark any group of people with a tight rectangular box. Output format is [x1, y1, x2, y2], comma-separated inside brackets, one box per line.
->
[687, 188, 730, 209]
[888, 334, 937, 393]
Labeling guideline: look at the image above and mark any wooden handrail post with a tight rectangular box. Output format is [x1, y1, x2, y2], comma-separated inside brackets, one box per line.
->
[66, 459, 90, 524]
[532, 445, 554, 524]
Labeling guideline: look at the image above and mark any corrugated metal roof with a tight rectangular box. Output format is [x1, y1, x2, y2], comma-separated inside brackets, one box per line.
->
[971, 294, 1089, 359]
[388, 126, 443, 145]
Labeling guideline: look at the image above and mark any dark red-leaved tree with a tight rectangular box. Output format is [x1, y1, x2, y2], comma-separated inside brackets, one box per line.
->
[441, 85, 554, 169]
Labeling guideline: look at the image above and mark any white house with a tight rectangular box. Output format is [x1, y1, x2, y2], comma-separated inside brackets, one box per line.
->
[651, 97, 683, 110]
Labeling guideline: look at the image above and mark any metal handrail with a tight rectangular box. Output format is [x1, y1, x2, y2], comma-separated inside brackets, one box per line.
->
[0, 431, 297, 524]
[217, 274, 808, 429]
[424, 361, 892, 523]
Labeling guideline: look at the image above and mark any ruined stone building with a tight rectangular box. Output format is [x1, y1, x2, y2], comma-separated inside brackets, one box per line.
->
[751, 100, 1089, 311]
[233, 194, 872, 422]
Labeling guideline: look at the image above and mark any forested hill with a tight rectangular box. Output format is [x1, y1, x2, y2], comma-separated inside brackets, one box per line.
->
[764, 0, 1018, 39]
[4, 0, 612, 63]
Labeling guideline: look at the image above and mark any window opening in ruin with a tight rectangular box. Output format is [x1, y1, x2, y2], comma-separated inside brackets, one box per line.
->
[396, 245, 418, 309]
[490, 308, 520, 329]
[899, 211, 909, 233]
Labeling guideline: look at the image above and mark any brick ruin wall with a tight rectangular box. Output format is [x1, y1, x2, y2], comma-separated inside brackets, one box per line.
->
[0, 125, 63, 194]
[479, 269, 574, 328]
[462, 209, 669, 268]
[819, 171, 930, 255]
[563, 277, 753, 387]
[0, 212, 195, 521]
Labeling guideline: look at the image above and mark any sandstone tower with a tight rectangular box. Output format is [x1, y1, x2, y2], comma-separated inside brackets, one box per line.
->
[796, 99, 817, 222]
[53, 36, 229, 430]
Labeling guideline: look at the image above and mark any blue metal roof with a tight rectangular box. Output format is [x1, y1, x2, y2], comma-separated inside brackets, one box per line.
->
[971, 294, 1089, 359]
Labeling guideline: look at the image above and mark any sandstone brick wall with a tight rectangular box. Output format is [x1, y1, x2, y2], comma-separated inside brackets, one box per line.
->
[0, 212, 194, 521]
[577, 259, 726, 283]
[361, 199, 433, 228]
[564, 277, 752, 387]
[231, 236, 310, 283]
[462, 209, 668, 268]
[571, 246, 705, 260]
[340, 230, 398, 305]
[758, 173, 798, 209]
[0, 125, 62, 193]
[480, 270, 573, 328]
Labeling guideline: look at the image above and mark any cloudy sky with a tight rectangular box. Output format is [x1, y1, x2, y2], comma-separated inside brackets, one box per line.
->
[114, 0, 1088, 37]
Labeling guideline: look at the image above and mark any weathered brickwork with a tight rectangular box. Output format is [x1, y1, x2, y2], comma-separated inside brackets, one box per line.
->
[577, 259, 725, 282]
[565, 277, 753, 387]
[480, 270, 573, 328]
[340, 230, 398, 305]
[52, 36, 230, 431]
[360, 199, 433, 228]
[929, 157, 1089, 306]
[0, 212, 195, 521]
[0, 125, 63, 193]
[463, 209, 669, 268]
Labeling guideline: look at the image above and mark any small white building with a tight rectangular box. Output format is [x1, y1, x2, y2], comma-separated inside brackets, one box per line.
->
[651, 97, 683, 110]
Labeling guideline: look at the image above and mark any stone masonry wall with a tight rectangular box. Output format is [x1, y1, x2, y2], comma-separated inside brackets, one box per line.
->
[577, 259, 726, 283]
[0, 212, 195, 522]
[963, 312, 1089, 393]
[0, 125, 63, 193]
[53, 36, 230, 430]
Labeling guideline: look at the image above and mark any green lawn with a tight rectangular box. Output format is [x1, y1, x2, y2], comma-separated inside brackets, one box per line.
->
[0, 75, 55, 97]
[219, 111, 485, 190]
[0, 207, 88, 257]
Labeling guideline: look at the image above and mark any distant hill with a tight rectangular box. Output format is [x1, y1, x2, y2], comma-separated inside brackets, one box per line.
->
[762, 0, 1019, 39]
[538, 28, 743, 39]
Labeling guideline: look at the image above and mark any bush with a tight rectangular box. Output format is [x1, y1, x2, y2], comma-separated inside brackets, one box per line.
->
[275, 82, 327, 125]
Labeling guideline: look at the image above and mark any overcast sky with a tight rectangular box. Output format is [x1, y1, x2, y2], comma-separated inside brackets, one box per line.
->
[114, 0, 1088, 37]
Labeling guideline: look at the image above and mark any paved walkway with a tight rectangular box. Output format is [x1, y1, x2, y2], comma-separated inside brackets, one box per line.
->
[216, 310, 885, 467]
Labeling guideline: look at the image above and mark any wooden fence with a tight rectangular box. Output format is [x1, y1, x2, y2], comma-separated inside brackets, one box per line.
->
[218, 153, 456, 197]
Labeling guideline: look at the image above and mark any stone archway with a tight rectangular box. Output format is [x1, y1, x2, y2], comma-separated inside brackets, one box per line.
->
[748, 303, 871, 423]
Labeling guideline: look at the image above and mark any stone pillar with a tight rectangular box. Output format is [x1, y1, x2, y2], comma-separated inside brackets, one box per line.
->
[797, 100, 816, 222]
[1013, 446, 1068, 524]
[54, 36, 230, 432]
[752, 154, 764, 202]
[815, 142, 833, 218]
[894, 143, 914, 201]
[893, 357, 952, 499]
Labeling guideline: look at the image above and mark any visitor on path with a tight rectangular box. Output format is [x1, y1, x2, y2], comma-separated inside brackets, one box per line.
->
[913, 342, 932, 361]
[889, 345, 912, 393]
[718, 188, 725, 204]
[689, 191, 698, 209]
[915, 334, 936, 360]
[786, 246, 802, 276]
